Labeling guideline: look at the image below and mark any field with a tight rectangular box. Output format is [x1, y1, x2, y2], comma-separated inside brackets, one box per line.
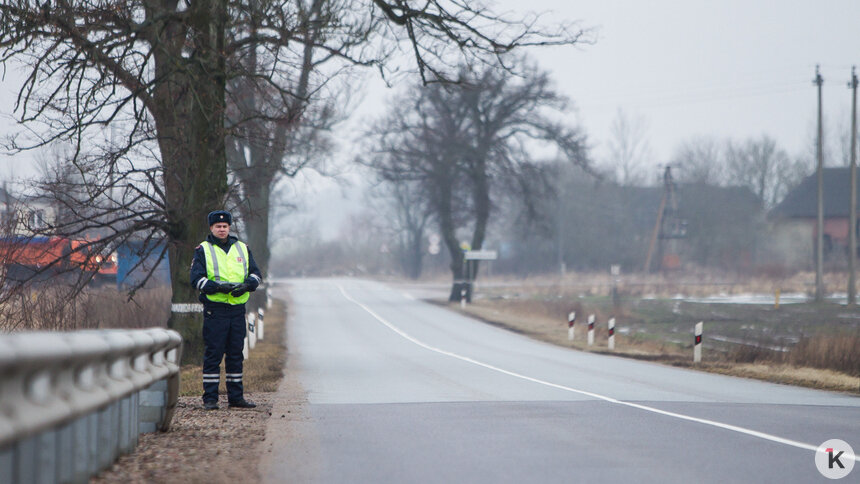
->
[428, 271, 860, 394]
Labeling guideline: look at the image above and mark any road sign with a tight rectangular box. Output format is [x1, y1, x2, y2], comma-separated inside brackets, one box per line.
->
[464, 250, 497, 260]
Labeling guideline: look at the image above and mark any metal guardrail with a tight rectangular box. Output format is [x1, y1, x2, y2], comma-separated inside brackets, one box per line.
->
[0, 328, 182, 483]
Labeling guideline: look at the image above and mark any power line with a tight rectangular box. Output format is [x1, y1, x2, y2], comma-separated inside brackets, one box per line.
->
[579, 79, 809, 111]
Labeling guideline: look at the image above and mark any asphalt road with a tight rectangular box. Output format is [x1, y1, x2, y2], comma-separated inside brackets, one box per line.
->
[259, 278, 860, 483]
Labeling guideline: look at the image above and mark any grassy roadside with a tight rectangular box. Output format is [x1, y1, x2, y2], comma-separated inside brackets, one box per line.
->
[179, 299, 287, 398]
[446, 298, 860, 394]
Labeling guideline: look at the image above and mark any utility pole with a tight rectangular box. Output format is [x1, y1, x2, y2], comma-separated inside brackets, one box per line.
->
[556, 184, 566, 276]
[849, 66, 858, 307]
[814, 65, 825, 303]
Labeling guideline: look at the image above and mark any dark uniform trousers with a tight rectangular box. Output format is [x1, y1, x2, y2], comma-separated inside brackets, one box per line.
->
[202, 304, 247, 403]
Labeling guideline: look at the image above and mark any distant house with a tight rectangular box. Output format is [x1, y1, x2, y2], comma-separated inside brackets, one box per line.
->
[769, 167, 859, 269]
[508, 180, 762, 273]
[0, 185, 56, 236]
[674, 183, 763, 270]
[617, 182, 762, 271]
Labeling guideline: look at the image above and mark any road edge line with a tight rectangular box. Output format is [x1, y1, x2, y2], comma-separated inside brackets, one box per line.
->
[336, 283, 856, 461]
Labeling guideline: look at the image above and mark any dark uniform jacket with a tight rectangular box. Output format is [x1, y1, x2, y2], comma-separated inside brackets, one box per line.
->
[189, 234, 263, 309]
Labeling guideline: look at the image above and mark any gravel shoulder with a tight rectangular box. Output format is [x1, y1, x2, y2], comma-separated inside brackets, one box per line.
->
[92, 297, 290, 483]
[92, 393, 274, 484]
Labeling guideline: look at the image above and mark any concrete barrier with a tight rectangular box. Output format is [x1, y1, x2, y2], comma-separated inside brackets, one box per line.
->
[0, 328, 182, 483]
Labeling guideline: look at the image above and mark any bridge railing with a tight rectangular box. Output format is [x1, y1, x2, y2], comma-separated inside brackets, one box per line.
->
[0, 328, 182, 484]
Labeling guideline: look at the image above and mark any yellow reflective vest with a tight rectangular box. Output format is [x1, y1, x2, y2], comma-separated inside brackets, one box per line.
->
[200, 240, 251, 305]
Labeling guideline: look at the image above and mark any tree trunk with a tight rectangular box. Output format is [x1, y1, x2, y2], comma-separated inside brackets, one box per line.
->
[407, 227, 423, 279]
[469, 167, 491, 281]
[243, 180, 271, 275]
[240, 175, 271, 313]
[436, 185, 469, 302]
[158, 0, 229, 363]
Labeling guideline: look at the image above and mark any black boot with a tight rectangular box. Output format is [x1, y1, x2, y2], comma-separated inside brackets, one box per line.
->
[228, 399, 256, 408]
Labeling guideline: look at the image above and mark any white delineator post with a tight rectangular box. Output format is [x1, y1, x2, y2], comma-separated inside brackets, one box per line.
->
[247, 312, 257, 349]
[567, 311, 576, 341]
[243, 332, 250, 359]
[608, 317, 616, 350]
[257, 307, 265, 341]
[694, 321, 703, 363]
[460, 287, 467, 309]
[587, 314, 595, 346]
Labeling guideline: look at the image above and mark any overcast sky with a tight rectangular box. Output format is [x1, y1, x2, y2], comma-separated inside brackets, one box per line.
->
[516, 0, 860, 168]
[1, 1, 859, 238]
[345, 0, 860, 169]
[295, 0, 860, 238]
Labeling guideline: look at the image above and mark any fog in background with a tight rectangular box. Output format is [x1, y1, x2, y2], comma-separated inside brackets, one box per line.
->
[275, 0, 859, 240]
[2, 0, 858, 280]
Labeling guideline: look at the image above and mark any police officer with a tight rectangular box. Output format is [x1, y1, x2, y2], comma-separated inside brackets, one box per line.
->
[190, 210, 263, 410]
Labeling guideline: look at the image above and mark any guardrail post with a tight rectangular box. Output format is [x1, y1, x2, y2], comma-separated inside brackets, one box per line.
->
[15, 436, 36, 484]
[0, 328, 182, 483]
[567, 311, 576, 341]
[587, 314, 595, 346]
[87, 413, 98, 480]
[257, 307, 265, 341]
[97, 405, 114, 472]
[0, 444, 12, 483]
[608, 317, 616, 350]
[56, 422, 72, 483]
[248, 312, 257, 350]
[118, 396, 133, 454]
[70, 415, 93, 483]
[694, 321, 703, 363]
[130, 392, 139, 448]
[139, 379, 167, 434]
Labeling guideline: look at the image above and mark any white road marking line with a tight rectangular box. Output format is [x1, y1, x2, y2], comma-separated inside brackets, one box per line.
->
[337, 283, 858, 461]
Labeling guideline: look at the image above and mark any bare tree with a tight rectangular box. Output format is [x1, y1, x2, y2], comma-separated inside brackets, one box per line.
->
[670, 136, 725, 185]
[724, 135, 805, 209]
[0, 0, 588, 355]
[363, 61, 590, 300]
[368, 179, 432, 279]
[604, 108, 653, 186]
[225, 0, 348, 286]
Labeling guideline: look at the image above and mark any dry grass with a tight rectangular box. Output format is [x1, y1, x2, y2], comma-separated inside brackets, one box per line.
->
[461, 300, 688, 357]
[726, 332, 860, 377]
[474, 269, 852, 300]
[0, 285, 171, 331]
[452, 292, 860, 394]
[693, 363, 860, 393]
[180, 299, 286, 398]
[787, 334, 860, 373]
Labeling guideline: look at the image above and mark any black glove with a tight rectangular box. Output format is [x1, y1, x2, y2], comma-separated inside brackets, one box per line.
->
[201, 280, 220, 295]
[217, 282, 239, 294]
[230, 283, 250, 297]
[245, 276, 260, 291]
